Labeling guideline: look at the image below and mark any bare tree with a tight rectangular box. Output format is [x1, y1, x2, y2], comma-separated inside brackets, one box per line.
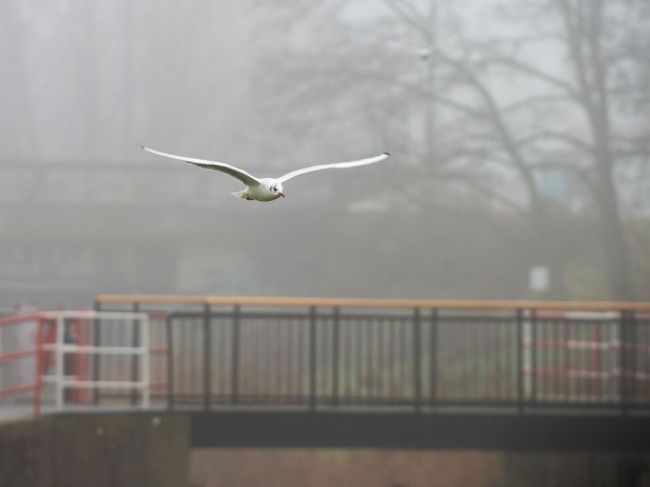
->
[431, 0, 649, 300]
[252, 0, 649, 299]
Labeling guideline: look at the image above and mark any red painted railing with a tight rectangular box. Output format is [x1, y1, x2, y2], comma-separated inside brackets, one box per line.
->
[0, 312, 169, 416]
[0, 314, 44, 416]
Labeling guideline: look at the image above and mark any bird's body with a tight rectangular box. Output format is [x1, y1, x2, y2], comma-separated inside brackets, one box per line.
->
[232, 179, 283, 202]
[141, 146, 389, 202]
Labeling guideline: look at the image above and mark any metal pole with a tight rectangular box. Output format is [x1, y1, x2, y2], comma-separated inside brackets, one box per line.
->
[203, 303, 211, 411]
[430, 308, 438, 406]
[55, 314, 65, 410]
[309, 306, 317, 411]
[166, 314, 174, 411]
[531, 309, 537, 403]
[620, 310, 628, 416]
[332, 306, 340, 406]
[231, 304, 240, 405]
[141, 314, 150, 409]
[92, 300, 101, 405]
[33, 317, 44, 417]
[413, 307, 422, 412]
[629, 311, 637, 409]
[130, 301, 140, 405]
[516, 308, 524, 414]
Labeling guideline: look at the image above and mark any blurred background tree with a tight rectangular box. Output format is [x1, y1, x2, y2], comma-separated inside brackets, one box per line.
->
[251, 0, 650, 300]
[0, 0, 648, 304]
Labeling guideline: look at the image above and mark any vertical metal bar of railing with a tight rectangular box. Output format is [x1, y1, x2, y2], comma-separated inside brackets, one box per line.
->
[360, 318, 367, 402]
[473, 319, 480, 400]
[516, 308, 524, 414]
[231, 305, 240, 405]
[366, 319, 373, 401]
[555, 318, 560, 403]
[430, 308, 438, 406]
[413, 307, 422, 412]
[620, 310, 628, 416]
[592, 322, 601, 401]
[355, 315, 362, 402]
[34, 317, 44, 417]
[203, 303, 211, 411]
[309, 306, 317, 411]
[555, 318, 561, 401]
[249, 317, 258, 400]
[542, 318, 548, 401]
[399, 316, 407, 401]
[130, 301, 140, 405]
[141, 315, 150, 409]
[92, 300, 101, 405]
[342, 314, 349, 402]
[55, 314, 65, 410]
[166, 314, 174, 411]
[578, 321, 585, 401]
[531, 309, 537, 404]
[332, 306, 340, 406]
[286, 317, 292, 399]
[375, 319, 382, 401]
[297, 316, 304, 401]
[630, 311, 637, 409]
[554, 319, 560, 401]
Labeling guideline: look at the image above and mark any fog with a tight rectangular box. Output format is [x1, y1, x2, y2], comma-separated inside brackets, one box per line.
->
[1, 0, 649, 307]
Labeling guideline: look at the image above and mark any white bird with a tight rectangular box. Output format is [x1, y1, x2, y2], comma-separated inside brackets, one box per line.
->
[141, 146, 390, 202]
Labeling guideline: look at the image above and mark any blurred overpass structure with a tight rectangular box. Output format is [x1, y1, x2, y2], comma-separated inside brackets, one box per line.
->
[0, 160, 565, 308]
[0, 160, 241, 306]
[2, 296, 649, 449]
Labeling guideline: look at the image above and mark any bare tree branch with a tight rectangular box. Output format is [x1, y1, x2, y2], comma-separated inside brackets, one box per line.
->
[517, 130, 594, 155]
[383, 0, 431, 42]
[441, 173, 528, 216]
[480, 57, 585, 106]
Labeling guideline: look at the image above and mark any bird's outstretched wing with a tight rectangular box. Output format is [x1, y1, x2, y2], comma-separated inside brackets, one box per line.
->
[277, 152, 390, 183]
[141, 146, 261, 187]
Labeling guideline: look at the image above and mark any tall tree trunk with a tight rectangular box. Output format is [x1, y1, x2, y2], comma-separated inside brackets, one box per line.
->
[595, 174, 633, 299]
[587, 0, 633, 299]
[563, 0, 633, 299]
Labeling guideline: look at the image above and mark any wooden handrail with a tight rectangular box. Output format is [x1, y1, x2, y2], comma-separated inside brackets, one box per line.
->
[95, 294, 650, 311]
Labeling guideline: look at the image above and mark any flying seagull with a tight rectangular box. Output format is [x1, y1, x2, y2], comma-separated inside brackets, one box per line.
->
[141, 146, 390, 202]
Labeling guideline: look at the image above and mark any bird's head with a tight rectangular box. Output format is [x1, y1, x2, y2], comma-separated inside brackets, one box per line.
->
[270, 182, 285, 198]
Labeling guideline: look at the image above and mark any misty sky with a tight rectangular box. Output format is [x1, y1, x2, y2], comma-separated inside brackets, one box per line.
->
[1, 0, 648, 306]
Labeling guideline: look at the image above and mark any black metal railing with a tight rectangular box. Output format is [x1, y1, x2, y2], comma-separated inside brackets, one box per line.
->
[94, 296, 650, 414]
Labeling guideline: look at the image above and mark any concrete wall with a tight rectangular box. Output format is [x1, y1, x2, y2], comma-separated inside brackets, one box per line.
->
[1, 414, 648, 486]
[0, 414, 189, 487]
[190, 449, 650, 487]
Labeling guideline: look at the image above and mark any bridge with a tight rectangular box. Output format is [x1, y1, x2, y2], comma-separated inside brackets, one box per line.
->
[2, 295, 649, 450]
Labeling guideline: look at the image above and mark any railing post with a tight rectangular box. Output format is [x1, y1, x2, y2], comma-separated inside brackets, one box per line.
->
[516, 308, 524, 414]
[55, 314, 65, 411]
[413, 307, 422, 412]
[629, 311, 637, 411]
[203, 303, 211, 411]
[92, 300, 101, 405]
[166, 314, 174, 411]
[332, 306, 340, 407]
[231, 304, 240, 405]
[130, 301, 140, 405]
[430, 308, 438, 406]
[33, 317, 44, 417]
[309, 306, 317, 411]
[531, 308, 537, 404]
[140, 314, 150, 409]
[620, 310, 630, 416]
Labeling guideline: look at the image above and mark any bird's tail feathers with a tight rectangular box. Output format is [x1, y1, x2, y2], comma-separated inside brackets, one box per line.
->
[231, 189, 248, 199]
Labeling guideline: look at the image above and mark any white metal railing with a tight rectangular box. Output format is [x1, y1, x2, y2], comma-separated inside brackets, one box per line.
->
[40, 311, 151, 410]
